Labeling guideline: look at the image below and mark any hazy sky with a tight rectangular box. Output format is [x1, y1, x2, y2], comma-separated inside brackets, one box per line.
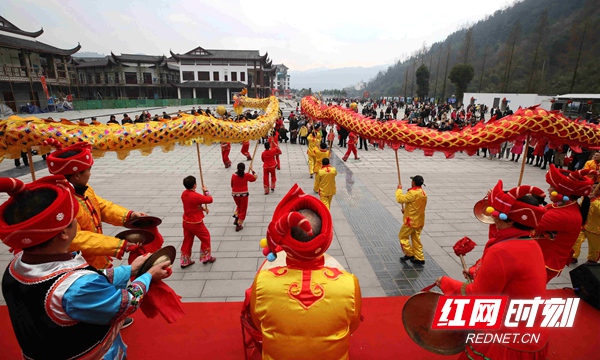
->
[4, 0, 512, 71]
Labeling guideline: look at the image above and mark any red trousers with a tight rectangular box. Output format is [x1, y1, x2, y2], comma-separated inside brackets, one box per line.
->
[344, 143, 358, 159]
[263, 166, 276, 192]
[233, 195, 249, 222]
[181, 221, 211, 257]
[221, 147, 231, 166]
[241, 142, 251, 158]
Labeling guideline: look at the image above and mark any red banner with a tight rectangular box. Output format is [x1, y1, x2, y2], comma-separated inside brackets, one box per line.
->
[40, 76, 50, 100]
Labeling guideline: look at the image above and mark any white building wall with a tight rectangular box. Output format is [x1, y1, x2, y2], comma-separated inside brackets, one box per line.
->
[178, 63, 249, 84]
[463, 93, 554, 111]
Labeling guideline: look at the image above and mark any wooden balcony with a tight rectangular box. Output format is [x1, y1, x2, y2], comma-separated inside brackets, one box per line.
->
[0, 65, 70, 84]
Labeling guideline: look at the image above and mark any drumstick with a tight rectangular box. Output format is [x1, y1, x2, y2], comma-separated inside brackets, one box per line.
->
[248, 140, 260, 170]
[459, 255, 473, 283]
[195, 142, 209, 213]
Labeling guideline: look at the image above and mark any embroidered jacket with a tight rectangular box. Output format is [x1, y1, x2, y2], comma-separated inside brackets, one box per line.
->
[72, 185, 129, 269]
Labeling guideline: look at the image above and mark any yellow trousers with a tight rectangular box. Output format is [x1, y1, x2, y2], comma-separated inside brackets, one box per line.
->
[573, 230, 600, 262]
[399, 226, 424, 261]
[320, 195, 333, 210]
[308, 156, 315, 175]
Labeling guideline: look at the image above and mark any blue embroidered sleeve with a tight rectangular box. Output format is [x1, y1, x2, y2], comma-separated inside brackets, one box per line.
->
[63, 272, 152, 325]
[103, 265, 133, 288]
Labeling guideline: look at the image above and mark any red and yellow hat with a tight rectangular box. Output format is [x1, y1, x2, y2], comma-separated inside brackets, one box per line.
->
[261, 184, 333, 262]
[0, 176, 79, 249]
[45, 140, 94, 175]
[546, 164, 596, 198]
[486, 180, 546, 228]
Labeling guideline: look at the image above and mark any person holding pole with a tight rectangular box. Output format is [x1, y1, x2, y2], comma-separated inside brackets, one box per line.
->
[221, 142, 232, 169]
[261, 142, 278, 195]
[241, 140, 252, 161]
[315, 158, 337, 209]
[395, 175, 427, 265]
[307, 124, 322, 178]
[342, 131, 360, 162]
[309, 142, 330, 193]
[180, 175, 215, 267]
[231, 162, 258, 232]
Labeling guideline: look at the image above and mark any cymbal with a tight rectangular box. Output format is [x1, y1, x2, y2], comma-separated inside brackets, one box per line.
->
[402, 291, 467, 355]
[136, 246, 176, 277]
[473, 198, 494, 224]
[115, 229, 155, 245]
[124, 216, 162, 229]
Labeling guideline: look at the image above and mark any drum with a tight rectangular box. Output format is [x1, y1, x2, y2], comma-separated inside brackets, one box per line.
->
[402, 291, 467, 355]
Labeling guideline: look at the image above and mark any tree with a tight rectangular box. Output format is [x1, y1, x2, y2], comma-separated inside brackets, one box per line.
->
[462, 27, 474, 63]
[416, 64, 430, 100]
[527, 9, 548, 93]
[500, 21, 521, 92]
[449, 64, 475, 106]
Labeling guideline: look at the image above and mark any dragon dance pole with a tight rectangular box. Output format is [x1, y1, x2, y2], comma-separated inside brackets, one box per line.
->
[394, 148, 405, 212]
[27, 149, 36, 181]
[517, 135, 530, 186]
[195, 142, 209, 213]
[248, 140, 260, 171]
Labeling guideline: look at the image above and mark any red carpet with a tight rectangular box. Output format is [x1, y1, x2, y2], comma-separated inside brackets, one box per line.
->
[0, 289, 597, 359]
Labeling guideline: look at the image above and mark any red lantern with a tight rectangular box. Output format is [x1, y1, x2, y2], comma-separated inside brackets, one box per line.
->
[567, 100, 573, 104]
[587, 100, 593, 105]
[502, 97, 507, 102]
[550, 99, 555, 103]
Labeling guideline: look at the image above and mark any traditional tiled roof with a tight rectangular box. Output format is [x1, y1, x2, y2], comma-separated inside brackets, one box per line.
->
[111, 52, 166, 63]
[170, 47, 268, 61]
[72, 56, 114, 68]
[170, 81, 247, 89]
[0, 16, 43, 38]
[0, 33, 80, 56]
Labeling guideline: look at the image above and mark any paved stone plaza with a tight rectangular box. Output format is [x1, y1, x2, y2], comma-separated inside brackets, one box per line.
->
[0, 110, 582, 304]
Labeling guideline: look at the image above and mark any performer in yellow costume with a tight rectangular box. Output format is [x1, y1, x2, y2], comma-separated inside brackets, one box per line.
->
[46, 141, 148, 269]
[396, 175, 428, 265]
[309, 142, 330, 192]
[572, 188, 600, 264]
[250, 184, 361, 360]
[315, 158, 337, 209]
[307, 124, 323, 178]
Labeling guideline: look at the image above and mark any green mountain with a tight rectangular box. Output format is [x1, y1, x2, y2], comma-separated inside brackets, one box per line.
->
[366, 0, 600, 100]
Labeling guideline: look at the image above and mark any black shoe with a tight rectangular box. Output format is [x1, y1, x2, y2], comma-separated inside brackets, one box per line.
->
[410, 258, 425, 265]
[400, 255, 414, 261]
[571, 258, 578, 264]
[122, 317, 134, 329]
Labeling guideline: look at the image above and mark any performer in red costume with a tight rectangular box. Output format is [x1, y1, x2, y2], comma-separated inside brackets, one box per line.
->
[249, 185, 362, 360]
[342, 131, 359, 161]
[268, 130, 282, 170]
[180, 175, 215, 267]
[261, 142, 278, 195]
[220, 142, 232, 168]
[241, 140, 252, 161]
[45, 141, 157, 270]
[231, 162, 258, 232]
[437, 180, 549, 360]
[536, 165, 596, 282]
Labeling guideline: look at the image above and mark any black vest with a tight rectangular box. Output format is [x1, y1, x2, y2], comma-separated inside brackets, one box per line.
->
[2, 261, 113, 359]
